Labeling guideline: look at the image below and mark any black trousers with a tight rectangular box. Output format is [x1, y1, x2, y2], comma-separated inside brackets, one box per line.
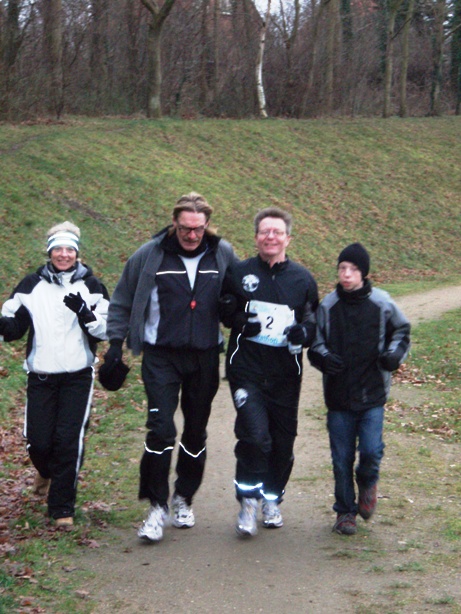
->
[228, 375, 301, 502]
[139, 345, 220, 507]
[25, 368, 93, 519]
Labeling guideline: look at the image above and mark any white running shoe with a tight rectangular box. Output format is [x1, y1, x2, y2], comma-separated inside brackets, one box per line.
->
[236, 497, 258, 536]
[262, 500, 283, 528]
[171, 493, 195, 528]
[137, 504, 168, 542]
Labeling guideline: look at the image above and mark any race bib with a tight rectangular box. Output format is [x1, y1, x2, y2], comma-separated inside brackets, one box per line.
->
[246, 300, 295, 347]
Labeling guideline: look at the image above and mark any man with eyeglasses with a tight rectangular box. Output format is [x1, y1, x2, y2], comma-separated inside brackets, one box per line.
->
[221, 207, 319, 537]
[104, 192, 236, 542]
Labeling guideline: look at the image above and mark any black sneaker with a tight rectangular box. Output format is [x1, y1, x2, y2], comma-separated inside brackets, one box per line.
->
[333, 513, 357, 535]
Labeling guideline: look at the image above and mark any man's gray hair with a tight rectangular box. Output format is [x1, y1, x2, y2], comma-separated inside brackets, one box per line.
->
[254, 207, 293, 235]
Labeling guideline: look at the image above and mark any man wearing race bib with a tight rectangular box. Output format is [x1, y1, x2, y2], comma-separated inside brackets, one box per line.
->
[220, 207, 319, 537]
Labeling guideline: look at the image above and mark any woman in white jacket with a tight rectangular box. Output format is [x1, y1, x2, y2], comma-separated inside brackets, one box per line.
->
[0, 221, 109, 526]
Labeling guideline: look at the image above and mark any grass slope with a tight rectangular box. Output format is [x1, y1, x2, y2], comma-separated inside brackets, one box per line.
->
[0, 117, 460, 296]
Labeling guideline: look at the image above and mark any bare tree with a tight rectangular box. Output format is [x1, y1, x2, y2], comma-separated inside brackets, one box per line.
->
[140, 0, 177, 118]
[452, 0, 461, 114]
[255, 0, 270, 118]
[430, 0, 446, 116]
[300, 0, 327, 117]
[0, 0, 26, 120]
[42, 0, 64, 118]
[270, 0, 301, 115]
[125, 0, 145, 113]
[383, 0, 404, 118]
[399, 0, 415, 117]
[90, 0, 109, 112]
[325, 0, 340, 114]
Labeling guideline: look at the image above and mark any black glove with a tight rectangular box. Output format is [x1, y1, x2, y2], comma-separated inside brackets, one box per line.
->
[234, 312, 261, 338]
[63, 292, 96, 323]
[104, 339, 124, 371]
[323, 353, 345, 375]
[218, 294, 237, 320]
[378, 351, 402, 372]
[284, 324, 307, 346]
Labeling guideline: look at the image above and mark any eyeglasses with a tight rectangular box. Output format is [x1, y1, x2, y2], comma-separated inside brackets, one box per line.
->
[257, 229, 286, 237]
[177, 224, 207, 235]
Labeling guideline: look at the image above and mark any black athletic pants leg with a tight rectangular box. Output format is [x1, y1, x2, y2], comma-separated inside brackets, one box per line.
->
[25, 368, 93, 519]
[229, 376, 300, 502]
[139, 345, 220, 507]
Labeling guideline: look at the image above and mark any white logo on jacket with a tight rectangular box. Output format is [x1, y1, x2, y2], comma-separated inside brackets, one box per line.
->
[242, 274, 259, 293]
[234, 388, 248, 408]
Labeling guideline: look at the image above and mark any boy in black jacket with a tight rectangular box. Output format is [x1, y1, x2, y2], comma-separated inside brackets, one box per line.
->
[308, 243, 410, 535]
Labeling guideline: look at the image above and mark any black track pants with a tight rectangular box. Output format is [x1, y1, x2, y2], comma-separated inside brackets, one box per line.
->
[139, 345, 220, 506]
[25, 368, 93, 519]
[229, 375, 301, 501]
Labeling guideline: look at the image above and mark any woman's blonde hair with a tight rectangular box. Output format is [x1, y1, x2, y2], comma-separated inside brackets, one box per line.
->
[46, 220, 80, 239]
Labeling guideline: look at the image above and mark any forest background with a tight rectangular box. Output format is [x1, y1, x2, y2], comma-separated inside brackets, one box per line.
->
[1, 0, 461, 122]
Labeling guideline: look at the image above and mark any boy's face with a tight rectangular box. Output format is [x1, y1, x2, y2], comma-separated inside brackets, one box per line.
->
[338, 261, 364, 292]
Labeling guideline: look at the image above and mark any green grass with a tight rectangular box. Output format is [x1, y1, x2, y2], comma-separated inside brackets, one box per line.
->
[386, 308, 461, 441]
[1, 116, 461, 612]
[1, 117, 461, 297]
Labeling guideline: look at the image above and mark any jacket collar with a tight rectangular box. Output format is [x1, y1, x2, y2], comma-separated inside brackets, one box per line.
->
[40, 261, 90, 285]
[256, 254, 290, 273]
[337, 278, 372, 303]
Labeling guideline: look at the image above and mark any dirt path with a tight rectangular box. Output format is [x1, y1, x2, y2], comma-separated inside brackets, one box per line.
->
[80, 285, 461, 614]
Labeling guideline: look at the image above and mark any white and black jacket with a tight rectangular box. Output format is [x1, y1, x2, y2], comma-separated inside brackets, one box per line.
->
[0, 262, 109, 374]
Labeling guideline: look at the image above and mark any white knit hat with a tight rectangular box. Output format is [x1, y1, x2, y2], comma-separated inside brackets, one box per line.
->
[47, 230, 79, 253]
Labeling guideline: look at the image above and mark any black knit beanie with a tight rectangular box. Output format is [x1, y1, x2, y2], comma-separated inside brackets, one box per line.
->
[337, 243, 370, 279]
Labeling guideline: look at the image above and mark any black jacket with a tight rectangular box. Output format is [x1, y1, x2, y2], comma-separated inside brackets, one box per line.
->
[107, 227, 236, 354]
[308, 280, 411, 412]
[224, 255, 318, 381]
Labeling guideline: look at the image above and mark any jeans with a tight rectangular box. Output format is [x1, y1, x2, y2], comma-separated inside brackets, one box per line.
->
[327, 406, 385, 515]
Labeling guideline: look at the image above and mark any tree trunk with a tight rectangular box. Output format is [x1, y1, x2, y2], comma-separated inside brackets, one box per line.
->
[0, 0, 21, 120]
[90, 0, 109, 113]
[383, 0, 403, 118]
[198, 0, 210, 112]
[430, 0, 446, 116]
[43, 0, 64, 118]
[212, 0, 219, 109]
[450, 0, 461, 114]
[301, 0, 326, 117]
[278, 0, 301, 116]
[399, 0, 414, 118]
[141, 0, 177, 119]
[255, 0, 271, 118]
[126, 0, 141, 113]
[146, 20, 162, 118]
[325, 0, 340, 114]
